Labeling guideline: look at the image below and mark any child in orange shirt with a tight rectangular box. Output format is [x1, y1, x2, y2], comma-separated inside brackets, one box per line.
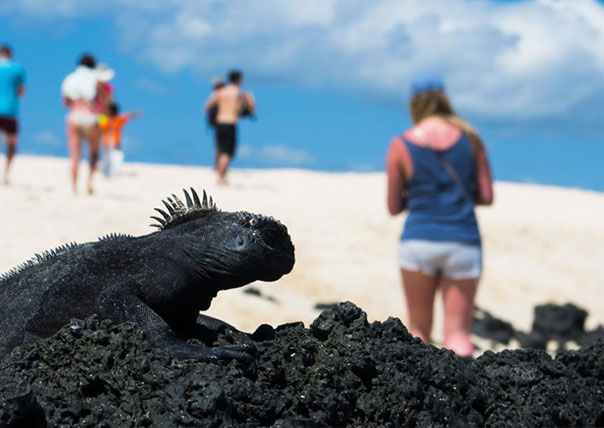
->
[99, 103, 142, 149]
[99, 103, 142, 177]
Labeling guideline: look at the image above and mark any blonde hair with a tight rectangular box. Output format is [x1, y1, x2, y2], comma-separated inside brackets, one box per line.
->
[409, 90, 484, 151]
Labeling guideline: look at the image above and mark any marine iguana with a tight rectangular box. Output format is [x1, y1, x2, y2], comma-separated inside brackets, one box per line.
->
[0, 188, 295, 362]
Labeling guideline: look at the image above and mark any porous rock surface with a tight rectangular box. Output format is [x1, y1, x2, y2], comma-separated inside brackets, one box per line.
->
[1, 302, 603, 427]
[473, 302, 604, 350]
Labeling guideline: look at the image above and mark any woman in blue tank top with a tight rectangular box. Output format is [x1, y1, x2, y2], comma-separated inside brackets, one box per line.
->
[386, 72, 494, 357]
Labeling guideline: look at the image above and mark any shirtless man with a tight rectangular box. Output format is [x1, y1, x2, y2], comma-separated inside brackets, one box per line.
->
[205, 70, 255, 185]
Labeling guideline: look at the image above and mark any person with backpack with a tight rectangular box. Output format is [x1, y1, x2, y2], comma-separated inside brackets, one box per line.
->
[205, 70, 255, 185]
[386, 72, 494, 357]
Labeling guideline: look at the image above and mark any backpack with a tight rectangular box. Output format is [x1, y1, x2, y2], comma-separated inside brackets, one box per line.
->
[238, 93, 255, 120]
[239, 104, 253, 118]
[207, 103, 218, 128]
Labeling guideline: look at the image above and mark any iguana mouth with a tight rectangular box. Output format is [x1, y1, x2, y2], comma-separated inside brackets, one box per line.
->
[267, 239, 295, 270]
[205, 287, 218, 298]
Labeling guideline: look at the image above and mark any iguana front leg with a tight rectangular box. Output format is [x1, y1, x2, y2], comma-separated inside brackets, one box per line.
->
[176, 314, 257, 362]
[97, 287, 253, 363]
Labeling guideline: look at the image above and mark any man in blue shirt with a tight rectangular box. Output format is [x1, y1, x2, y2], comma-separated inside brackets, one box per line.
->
[0, 44, 26, 184]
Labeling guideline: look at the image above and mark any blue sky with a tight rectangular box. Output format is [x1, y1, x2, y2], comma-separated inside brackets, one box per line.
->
[1, 0, 603, 190]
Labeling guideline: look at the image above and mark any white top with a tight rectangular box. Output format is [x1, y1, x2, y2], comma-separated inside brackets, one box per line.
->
[61, 66, 99, 102]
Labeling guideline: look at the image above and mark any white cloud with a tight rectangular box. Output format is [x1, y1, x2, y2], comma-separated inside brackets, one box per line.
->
[347, 162, 379, 173]
[9, 0, 106, 17]
[31, 130, 61, 147]
[6, 0, 604, 122]
[175, 11, 211, 40]
[5, 0, 171, 17]
[237, 145, 254, 159]
[134, 77, 167, 94]
[129, 0, 604, 120]
[239, 144, 316, 167]
[121, 135, 141, 153]
[261, 145, 317, 166]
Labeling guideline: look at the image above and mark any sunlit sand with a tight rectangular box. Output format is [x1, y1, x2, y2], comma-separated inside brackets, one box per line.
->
[2, 155, 603, 348]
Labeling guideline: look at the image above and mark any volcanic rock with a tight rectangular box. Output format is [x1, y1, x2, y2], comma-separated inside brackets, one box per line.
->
[1, 302, 603, 427]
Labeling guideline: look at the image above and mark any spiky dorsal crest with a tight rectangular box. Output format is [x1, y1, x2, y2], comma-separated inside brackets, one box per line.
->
[98, 233, 133, 242]
[0, 242, 82, 283]
[150, 188, 218, 230]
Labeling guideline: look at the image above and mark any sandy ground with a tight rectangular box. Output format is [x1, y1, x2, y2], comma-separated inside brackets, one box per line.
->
[1, 155, 603, 350]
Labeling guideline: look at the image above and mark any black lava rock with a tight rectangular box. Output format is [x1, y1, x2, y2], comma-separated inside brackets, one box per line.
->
[532, 303, 588, 341]
[473, 307, 516, 344]
[473, 302, 604, 351]
[1, 303, 603, 427]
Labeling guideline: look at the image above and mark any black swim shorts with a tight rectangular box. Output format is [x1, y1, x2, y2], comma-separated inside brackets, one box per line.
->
[0, 116, 18, 135]
[215, 124, 237, 157]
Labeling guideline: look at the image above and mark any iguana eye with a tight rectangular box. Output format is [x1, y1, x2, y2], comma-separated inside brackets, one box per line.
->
[249, 218, 258, 227]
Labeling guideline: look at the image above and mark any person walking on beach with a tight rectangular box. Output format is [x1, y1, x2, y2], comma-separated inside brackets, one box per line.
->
[0, 44, 26, 185]
[204, 70, 256, 185]
[61, 53, 101, 195]
[386, 72, 493, 357]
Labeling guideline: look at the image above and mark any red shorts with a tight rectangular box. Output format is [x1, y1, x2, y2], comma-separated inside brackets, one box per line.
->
[0, 117, 18, 135]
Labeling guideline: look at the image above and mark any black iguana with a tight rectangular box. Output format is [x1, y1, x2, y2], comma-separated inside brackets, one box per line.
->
[0, 188, 295, 362]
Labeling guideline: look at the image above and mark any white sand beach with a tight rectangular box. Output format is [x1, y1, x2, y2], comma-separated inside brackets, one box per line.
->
[1, 155, 603, 348]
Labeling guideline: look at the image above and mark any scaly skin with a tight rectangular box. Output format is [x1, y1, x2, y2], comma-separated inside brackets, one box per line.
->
[0, 188, 295, 363]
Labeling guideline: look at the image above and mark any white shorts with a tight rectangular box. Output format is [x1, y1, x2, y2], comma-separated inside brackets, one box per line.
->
[66, 111, 98, 130]
[398, 240, 482, 279]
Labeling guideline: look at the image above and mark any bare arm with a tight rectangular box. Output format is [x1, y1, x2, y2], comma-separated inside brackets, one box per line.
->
[17, 85, 25, 97]
[474, 146, 494, 205]
[127, 109, 144, 119]
[386, 137, 410, 215]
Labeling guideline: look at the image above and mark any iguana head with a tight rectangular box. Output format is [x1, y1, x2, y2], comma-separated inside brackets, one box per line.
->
[150, 189, 295, 306]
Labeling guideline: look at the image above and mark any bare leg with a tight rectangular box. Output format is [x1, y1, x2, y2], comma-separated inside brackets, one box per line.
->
[3, 133, 17, 184]
[441, 277, 478, 357]
[86, 126, 100, 194]
[67, 123, 82, 194]
[216, 152, 231, 185]
[401, 269, 438, 344]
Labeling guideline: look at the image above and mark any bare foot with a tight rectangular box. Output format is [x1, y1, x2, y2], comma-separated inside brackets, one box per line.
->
[3, 177, 9, 185]
[87, 185, 95, 195]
